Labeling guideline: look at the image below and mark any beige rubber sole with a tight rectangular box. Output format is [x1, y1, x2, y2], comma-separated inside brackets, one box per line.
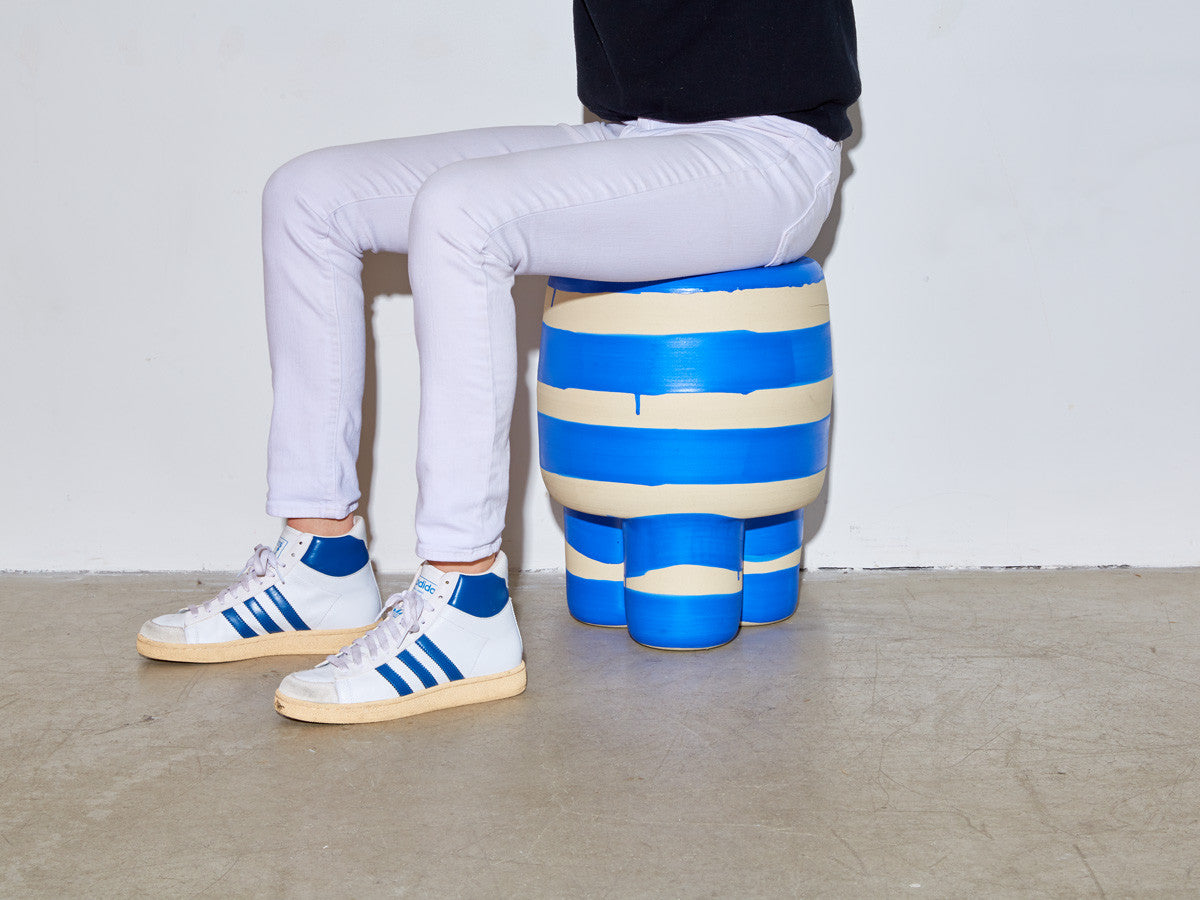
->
[273, 662, 528, 724]
[136, 625, 374, 664]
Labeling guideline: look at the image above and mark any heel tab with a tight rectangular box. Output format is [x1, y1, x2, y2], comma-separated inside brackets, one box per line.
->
[446, 572, 510, 618]
[301, 533, 370, 577]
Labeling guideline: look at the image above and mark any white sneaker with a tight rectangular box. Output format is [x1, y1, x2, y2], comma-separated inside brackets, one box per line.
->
[137, 517, 383, 663]
[273, 552, 526, 723]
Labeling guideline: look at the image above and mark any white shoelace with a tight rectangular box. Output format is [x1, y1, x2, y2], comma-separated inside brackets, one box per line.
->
[327, 588, 426, 672]
[188, 544, 281, 617]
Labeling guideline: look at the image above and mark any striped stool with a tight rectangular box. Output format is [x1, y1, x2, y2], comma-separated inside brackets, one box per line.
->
[536, 258, 832, 650]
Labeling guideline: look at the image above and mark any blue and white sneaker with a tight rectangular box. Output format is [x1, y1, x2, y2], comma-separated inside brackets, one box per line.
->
[137, 517, 383, 663]
[273, 552, 525, 723]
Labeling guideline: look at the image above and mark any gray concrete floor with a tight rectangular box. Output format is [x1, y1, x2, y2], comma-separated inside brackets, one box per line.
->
[1, 568, 1197, 897]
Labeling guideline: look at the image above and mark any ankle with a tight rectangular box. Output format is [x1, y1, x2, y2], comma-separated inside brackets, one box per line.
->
[287, 515, 355, 537]
[429, 552, 498, 576]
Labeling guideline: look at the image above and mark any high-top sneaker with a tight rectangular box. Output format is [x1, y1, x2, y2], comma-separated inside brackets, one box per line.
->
[274, 552, 525, 723]
[137, 517, 383, 663]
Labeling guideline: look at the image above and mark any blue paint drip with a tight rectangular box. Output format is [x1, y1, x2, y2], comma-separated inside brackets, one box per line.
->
[548, 257, 824, 295]
[634, 394, 641, 415]
[538, 413, 830, 486]
[537, 323, 832, 395]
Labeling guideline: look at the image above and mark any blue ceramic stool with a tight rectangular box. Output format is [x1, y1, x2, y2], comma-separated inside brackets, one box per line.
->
[537, 258, 832, 649]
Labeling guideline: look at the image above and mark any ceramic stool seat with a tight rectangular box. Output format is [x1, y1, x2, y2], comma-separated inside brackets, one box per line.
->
[536, 258, 832, 649]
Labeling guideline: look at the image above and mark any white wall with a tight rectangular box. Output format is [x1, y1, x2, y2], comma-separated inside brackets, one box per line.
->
[2, 1, 1196, 571]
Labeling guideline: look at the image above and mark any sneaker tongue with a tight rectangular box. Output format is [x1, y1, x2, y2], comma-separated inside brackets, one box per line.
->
[268, 524, 310, 575]
[273, 525, 303, 556]
[413, 562, 453, 599]
[387, 563, 457, 623]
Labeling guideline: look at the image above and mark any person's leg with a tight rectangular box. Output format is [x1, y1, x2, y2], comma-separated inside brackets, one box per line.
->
[260, 123, 618, 544]
[407, 116, 841, 562]
[138, 123, 622, 663]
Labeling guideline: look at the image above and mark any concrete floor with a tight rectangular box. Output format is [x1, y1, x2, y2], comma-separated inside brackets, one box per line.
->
[1, 568, 1197, 897]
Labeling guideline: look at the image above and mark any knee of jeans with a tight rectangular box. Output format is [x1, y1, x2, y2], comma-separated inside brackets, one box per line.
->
[409, 161, 496, 252]
[262, 148, 341, 225]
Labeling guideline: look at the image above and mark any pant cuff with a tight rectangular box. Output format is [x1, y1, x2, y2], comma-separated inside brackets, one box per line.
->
[266, 499, 358, 520]
[415, 536, 503, 563]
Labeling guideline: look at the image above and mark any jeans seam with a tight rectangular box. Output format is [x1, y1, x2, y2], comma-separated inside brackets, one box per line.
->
[766, 168, 837, 267]
[294, 190, 352, 510]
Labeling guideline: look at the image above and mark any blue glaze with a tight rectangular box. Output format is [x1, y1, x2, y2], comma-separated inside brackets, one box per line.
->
[742, 567, 801, 624]
[266, 585, 310, 631]
[621, 515, 744, 648]
[244, 597, 284, 634]
[415, 635, 463, 681]
[539, 413, 830, 486]
[300, 533, 370, 577]
[547, 257, 824, 295]
[446, 572, 510, 618]
[222, 608, 257, 639]
[398, 650, 438, 689]
[622, 514, 743, 579]
[565, 571, 627, 627]
[624, 589, 742, 649]
[744, 510, 804, 561]
[375, 663, 414, 696]
[743, 511, 803, 623]
[538, 322, 832, 395]
[564, 508, 624, 564]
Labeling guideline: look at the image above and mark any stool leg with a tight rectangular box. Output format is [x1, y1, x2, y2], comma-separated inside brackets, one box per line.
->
[622, 514, 744, 650]
[563, 508, 626, 627]
[742, 510, 804, 625]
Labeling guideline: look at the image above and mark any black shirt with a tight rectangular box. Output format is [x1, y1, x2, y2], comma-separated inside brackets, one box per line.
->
[574, 0, 861, 141]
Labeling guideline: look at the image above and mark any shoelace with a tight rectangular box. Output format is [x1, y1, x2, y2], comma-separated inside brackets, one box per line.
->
[187, 544, 281, 617]
[326, 588, 427, 672]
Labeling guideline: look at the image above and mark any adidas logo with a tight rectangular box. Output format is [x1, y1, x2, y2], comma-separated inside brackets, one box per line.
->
[415, 576, 438, 595]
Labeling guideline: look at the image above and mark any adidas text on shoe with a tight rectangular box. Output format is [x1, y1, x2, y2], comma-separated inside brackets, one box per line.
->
[274, 552, 525, 724]
[136, 517, 383, 663]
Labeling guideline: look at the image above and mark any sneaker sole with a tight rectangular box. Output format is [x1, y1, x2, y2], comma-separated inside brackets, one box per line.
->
[136, 626, 375, 663]
[273, 661, 528, 724]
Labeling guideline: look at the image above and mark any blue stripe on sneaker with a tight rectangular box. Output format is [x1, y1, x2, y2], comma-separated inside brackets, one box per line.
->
[375, 663, 413, 696]
[244, 597, 283, 634]
[222, 608, 257, 639]
[415, 635, 463, 681]
[398, 650, 438, 689]
[266, 586, 310, 631]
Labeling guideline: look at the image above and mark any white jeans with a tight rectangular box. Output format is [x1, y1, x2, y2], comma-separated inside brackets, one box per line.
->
[263, 116, 841, 560]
